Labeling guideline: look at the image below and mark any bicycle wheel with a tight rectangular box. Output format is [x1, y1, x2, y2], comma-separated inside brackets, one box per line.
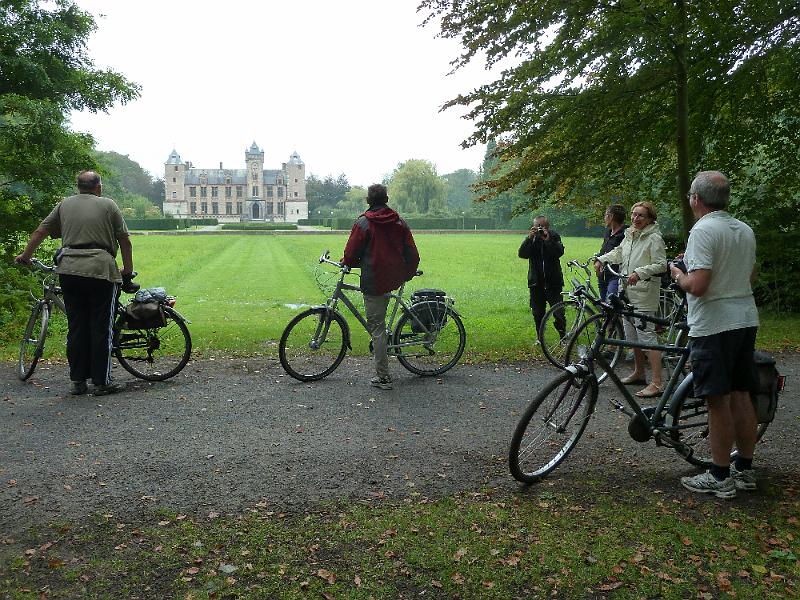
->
[114, 306, 192, 381]
[279, 308, 348, 381]
[666, 373, 769, 468]
[18, 302, 50, 381]
[563, 312, 625, 384]
[538, 300, 596, 369]
[509, 370, 598, 483]
[393, 308, 466, 376]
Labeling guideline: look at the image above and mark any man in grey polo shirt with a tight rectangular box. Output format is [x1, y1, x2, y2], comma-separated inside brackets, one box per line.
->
[670, 171, 759, 499]
[16, 171, 134, 396]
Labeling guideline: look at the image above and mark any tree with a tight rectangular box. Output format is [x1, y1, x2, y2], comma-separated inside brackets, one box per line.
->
[305, 173, 350, 213]
[94, 150, 162, 215]
[334, 186, 368, 218]
[387, 159, 447, 215]
[420, 0, 800, 238]
[442, 168, 477, 213]
[0, 0, 139, 257]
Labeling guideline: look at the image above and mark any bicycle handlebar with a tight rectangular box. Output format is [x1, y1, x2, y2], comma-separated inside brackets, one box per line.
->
[318, 249, 423, 277]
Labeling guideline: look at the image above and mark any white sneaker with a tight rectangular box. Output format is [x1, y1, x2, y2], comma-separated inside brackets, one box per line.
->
[730, 464, 757, 491]
[680, 471, 736, 499]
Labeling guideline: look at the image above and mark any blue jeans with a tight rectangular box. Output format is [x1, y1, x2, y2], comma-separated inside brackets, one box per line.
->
[599, 277, 619, 301]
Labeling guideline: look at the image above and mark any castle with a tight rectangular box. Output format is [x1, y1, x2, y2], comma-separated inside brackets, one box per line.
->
[162, 142, 308, 223]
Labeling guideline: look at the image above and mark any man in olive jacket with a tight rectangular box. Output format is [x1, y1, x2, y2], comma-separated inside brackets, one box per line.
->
[518, 215, 565, 341]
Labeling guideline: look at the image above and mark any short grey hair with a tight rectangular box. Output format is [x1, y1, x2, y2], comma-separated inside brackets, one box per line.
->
[691, 170, 730, 209]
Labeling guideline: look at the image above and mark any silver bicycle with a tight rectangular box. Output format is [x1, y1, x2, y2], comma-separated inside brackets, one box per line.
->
[278, 250, 466, 381]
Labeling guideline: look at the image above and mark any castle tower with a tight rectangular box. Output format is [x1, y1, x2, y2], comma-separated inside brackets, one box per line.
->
[244, 141, 265, 220]
[283, 151, 308, 222]
[163, 149, 187, 217]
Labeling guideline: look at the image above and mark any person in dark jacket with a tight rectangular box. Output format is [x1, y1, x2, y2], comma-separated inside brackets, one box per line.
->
[597, 204, 626, 301]
[342, 184, 420, 389]
[518, 215, 565, 342]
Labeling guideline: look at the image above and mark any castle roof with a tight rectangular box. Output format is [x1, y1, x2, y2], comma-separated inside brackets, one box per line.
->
[165, 149, 183, 165]
[288, 151, 304, 166]
[184, 169, 285, 185]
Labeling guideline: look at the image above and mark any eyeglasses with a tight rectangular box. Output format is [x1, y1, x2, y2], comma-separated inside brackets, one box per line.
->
[686, 191, 694, 200]
[631, 212, 648, 219]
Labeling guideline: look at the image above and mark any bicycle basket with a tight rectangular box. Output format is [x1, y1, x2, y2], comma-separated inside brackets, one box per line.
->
[409, 289, 449, 333]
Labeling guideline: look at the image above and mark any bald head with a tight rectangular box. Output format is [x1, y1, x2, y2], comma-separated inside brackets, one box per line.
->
[77, 171, 102, 194]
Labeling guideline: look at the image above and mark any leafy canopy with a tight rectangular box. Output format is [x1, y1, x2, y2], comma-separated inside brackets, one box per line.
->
[420, 0, 800, 237]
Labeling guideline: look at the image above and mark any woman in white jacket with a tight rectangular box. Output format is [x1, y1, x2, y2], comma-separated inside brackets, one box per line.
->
[594, 201, 667, 398]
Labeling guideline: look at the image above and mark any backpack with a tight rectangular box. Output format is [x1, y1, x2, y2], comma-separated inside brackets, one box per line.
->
[751, 351, 785, 424]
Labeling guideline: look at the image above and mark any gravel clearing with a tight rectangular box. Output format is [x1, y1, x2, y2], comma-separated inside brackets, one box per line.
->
[2, 353, 798, 536]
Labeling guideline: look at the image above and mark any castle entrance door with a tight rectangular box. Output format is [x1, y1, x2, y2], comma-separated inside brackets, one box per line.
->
[252, 203, 260, 219]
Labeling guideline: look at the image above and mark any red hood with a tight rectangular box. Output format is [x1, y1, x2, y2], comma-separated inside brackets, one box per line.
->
[363, 205, 401, 225]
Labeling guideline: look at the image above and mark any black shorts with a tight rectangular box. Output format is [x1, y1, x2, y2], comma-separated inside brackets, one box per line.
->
[690, 327, 758, 399]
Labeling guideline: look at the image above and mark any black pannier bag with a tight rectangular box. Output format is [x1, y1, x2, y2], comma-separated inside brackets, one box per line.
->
[409, 289, 448, 333]
[751, 350, 785, 424]
[122, 301, 167, 330]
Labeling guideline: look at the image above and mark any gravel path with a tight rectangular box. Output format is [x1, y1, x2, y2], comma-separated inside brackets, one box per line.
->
[2, 353, 798, 536]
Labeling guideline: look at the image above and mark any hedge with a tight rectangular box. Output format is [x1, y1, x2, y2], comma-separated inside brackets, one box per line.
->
[220, 223, 298, 231]
[126, 218, 219, 230]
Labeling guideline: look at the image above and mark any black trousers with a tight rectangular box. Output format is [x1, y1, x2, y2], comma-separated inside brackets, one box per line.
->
[59, 274, 117, 385]
[529, 285, 566, 337]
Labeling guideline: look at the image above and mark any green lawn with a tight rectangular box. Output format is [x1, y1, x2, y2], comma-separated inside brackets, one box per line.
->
[3, 233, 798, 360]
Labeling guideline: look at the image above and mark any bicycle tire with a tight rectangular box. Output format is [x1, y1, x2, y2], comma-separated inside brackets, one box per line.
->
[538, 300, 596, 369]
[666, 372, 769, 468]
[563, 312, 625, 384]
[279, 307, 348, 381]
[393, 308, 466, 376]
[509, 370, 598, 483]
[114, 306, 192, 381]
[18, 302, 50, 381]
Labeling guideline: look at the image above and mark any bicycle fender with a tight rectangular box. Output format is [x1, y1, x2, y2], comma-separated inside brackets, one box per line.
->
[667, 371, 695, 414]
[166, 307, 192, 324]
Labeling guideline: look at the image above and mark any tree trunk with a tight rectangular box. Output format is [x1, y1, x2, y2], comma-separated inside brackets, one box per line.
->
[674, 0, 693, 243]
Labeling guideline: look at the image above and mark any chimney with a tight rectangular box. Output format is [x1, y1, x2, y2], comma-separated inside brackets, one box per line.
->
[219, 162, 223, 170]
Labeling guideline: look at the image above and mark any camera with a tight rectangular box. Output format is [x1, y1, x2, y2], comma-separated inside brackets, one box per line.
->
[670, 258, 687, 274]
[537, 226, 544, 233]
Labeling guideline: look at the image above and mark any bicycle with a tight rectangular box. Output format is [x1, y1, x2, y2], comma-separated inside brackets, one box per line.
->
[509, 293, 772, 483]
[278, 250, 466, 381]
[538, 258, 625, 382]
[19, 259, 192, 382]
[559, 263, 688, 380]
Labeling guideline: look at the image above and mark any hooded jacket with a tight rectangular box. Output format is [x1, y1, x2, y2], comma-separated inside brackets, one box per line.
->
[341, 205, 420, 295]
[518, 231, 565, 290]
[596, 222, 666, 312]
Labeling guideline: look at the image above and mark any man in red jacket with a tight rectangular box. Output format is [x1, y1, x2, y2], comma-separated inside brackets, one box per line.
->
[342, 184, 420, 389]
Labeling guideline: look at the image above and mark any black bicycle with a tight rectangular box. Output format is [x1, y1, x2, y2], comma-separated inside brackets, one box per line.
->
[19, 259, 192, 382]
[509, 293, 773, 483]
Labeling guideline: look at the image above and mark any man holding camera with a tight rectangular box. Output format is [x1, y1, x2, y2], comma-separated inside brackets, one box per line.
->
[518, 215, 565, 343]
[15, 171, 134, 396]
[670, 171, 759, 498]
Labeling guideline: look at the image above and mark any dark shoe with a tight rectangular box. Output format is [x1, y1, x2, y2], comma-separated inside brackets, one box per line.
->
[92, 382, 126, 396]
[69, 381, 88, 395]
[370, 376, 393, 390]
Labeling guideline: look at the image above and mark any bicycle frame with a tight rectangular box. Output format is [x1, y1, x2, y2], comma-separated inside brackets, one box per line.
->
[569, 301, 695, 451]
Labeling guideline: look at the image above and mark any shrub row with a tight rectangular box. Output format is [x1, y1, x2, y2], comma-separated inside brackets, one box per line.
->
[126, 218, 219, 230]
[220, 224, 298, 231]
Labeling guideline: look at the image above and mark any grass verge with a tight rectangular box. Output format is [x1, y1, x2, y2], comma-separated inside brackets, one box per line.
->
[2, 477, 798, 599]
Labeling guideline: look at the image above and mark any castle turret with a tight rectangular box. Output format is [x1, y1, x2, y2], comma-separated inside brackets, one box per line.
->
[244, 142, 265, 220]
[163, 149, 187, 217]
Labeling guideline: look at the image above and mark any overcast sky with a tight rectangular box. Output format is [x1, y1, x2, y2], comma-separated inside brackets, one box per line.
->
[69, 1, 495, 187]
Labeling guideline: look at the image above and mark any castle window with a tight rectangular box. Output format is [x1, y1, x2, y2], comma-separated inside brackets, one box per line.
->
[172, 177, 176, 183]
[200, 187, 207, 198]
[189, 186, 196, 198]
[278, 186, 284, 198]
[266, 202, 273, 216]
[212, 202, 218, 214]
[225, 186, 232, 198]
[226, 202, 232, 215]
[295, 178, 298, 183]
[267, 186, 273, 198]
[278, 202, 284, 215]
[172, 191, 177, 199]
[211, 186, 218, 198]
[174, 166, 178, 172]
[236, 186, 243, 198]
[190, 202, 197, 214]
[236, 202, 242, 214]
[201, 202, 208, 214]
[252, 186, 259, 197]
[226, 176, 232, 185]
[294, 191, 298, 197]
